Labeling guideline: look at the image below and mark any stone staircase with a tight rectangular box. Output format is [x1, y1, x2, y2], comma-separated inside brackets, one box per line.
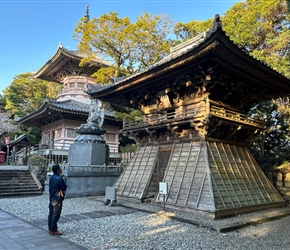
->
[0, 169, 43, 198]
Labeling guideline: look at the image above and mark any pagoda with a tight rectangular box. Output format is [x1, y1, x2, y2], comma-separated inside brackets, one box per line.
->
[87, 15, 290, 218]
[16, 44, 122, 165]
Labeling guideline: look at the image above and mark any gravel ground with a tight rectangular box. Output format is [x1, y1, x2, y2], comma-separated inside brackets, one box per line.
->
[0, 195, 290, 250]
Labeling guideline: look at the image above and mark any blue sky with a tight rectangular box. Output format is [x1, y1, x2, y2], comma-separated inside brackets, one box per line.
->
[0, 0, 241, 94]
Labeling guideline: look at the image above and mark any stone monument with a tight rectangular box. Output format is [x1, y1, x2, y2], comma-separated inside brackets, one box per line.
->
[70, 99, 109, 166]
[62, 99, 121, 197]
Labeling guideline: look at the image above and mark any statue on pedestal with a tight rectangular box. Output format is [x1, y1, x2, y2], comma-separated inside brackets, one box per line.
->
[87, 99, 105, 129]
[75, 99, 106, 142]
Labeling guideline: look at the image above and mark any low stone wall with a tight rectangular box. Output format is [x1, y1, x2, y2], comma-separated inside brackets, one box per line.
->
[276, 172, 290, 203]
[44, 165, 121, 197]
[65, 174, 119, 197]
[29, 165, 47, 191]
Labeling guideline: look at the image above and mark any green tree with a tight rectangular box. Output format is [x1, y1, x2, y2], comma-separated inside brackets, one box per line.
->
[174, 0, 290, 78]
[114, 109, 143, 123]
[174, 19, 213, 40]
[223, 0, 290, 77]
[248, 101, 290, 172]
[3, 72, 61, 117]
[74, 11, 173, 83]
[0, 94, 6, 112]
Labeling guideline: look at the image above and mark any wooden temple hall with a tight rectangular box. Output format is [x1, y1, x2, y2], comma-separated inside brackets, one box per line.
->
[88, 16, 290, 218]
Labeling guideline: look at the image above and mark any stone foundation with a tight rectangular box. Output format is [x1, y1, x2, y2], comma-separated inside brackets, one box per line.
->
[276, 173, 290, 202]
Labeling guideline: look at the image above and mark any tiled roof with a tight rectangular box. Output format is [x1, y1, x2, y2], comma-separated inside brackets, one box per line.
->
[49, 99, 90, 113]
[49, 99, 115, 117]
[8, 134, 36, 147]
[15, 99, 115, 124]
[34, 45, 111, 82]
[61, 46, 112, 67]
[86, 28, 213, 94]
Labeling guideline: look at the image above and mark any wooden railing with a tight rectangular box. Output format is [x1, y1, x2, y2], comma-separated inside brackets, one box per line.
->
[62, 164, 123, 174]
[210, 105, 264, 127]
[58, 87, 86, 94]
[123, 105, 264, 131]
[123, 107, 203, 131]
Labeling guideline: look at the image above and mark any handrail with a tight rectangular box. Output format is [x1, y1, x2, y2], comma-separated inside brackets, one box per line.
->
[123, 108, 202, 130]
[210, 105, 264, 127]
[123, 105, 264, 130]
[58, 87, 87, 94]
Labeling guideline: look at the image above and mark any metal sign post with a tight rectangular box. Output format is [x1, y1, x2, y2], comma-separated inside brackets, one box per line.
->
[159, 182, 168, 211]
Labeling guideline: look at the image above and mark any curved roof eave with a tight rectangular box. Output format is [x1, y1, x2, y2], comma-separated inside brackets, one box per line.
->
[33, 46, 111, 80]
[87, 26, 290, 99]
[15, 99, 115, 124]
[86, 28, 216, 97]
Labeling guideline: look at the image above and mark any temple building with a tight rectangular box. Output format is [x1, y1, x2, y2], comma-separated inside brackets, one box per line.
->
[87, 15, 290, 218]
[16, 44, 122, 165]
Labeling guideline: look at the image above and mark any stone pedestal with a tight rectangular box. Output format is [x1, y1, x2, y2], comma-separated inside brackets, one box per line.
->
[44, 172, 53, 194]
[69, 142, 109, 166]
[62, 121, 121, 197]
[277, 173, 283, 181]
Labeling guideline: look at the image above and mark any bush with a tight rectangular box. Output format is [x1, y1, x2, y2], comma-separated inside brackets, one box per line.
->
[27, 155, 45, 168]
[27, 155, 47, 191]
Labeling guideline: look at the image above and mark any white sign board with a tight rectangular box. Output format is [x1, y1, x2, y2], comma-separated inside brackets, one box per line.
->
[159, 182, 168, 195]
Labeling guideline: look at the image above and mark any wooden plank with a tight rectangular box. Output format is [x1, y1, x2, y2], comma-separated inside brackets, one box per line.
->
[115, 145, 142, 193]
[134, 145, 159, 198]
[196, 171, 207, 207]
[208, 142, 234, 208]
[184, 141, 203, 205]
[237, 145, 266, 203]
[118, 145, 144, 196]
[156, 143, 176, 201]
[244, 149, 279, 201]
[166, 143, 184, 202]
[126, 145, 148, 196]
[228, 145, 254, 205]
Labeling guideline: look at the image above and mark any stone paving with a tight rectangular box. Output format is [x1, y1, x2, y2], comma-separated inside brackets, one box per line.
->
[0, 206, 138, 250]
[30, 207, 138, 228]
[0, 209, 85, 250]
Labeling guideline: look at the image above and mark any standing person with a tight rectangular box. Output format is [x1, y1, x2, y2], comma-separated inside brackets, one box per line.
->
[48, 164, 67, 235]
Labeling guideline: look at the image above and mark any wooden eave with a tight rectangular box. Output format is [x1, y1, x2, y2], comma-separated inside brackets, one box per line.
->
[15, 101, 89, 126]
[8, 134, 36, 147]
[15, 100, 118, 127]
[88, 27, 290, 106]
[212, 33, 290, 96]
[34, 47, 109, 83]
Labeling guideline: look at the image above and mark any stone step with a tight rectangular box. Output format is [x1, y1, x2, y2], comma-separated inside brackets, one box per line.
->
[0, 175, 32, 181]
[0, 189, 41, 194]
[0, 178, 34, 182]
[0, 174, 33, 177]
[0, 169, 43, 198]
[0, 170, 32, 177]
[0, 179, 36, 183]
[0, 185, 40, 189]
[0, 181, 38, 185]
[0, 190, 42, 198]
[0, 170, 31, 174]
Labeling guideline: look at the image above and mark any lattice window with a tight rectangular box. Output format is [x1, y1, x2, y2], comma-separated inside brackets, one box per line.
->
[77, 83, 85, 89]
[105, 133, 116, 142]
[41, 133, 50, 144]
[55, 128, 62, 138]
[65, 128, 77, 138]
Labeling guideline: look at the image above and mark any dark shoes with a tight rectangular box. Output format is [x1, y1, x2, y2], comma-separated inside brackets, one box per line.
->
[50, 230, 63, 235]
